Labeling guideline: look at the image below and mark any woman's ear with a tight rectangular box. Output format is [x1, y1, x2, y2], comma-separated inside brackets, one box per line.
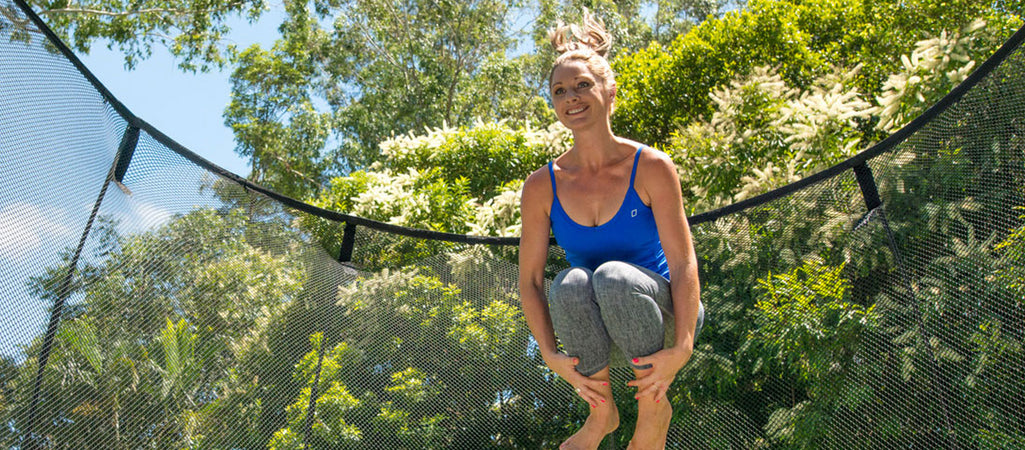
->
[609, 86, 617, 115]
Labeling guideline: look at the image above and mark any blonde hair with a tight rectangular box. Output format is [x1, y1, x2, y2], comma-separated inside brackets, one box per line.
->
[548, 11, 616, 99]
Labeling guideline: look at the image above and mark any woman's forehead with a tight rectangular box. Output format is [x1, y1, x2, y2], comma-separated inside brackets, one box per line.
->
[550, 61, 596, 84]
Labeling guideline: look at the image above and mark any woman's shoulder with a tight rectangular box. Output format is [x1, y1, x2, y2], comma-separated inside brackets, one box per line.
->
[524, 163, 553, 188]
[521, 164, 554, 204]
[630, 142, 680, 199]
[619, 138, 673, 168]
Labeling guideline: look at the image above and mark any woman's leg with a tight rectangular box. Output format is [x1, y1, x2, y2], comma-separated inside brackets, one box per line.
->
[558, 366, 618, 450]
[591, 261, 672, 369]
[548, 267, 611, 376]
[627, 365, 672, 450]
[591, 261, 696, 450]
[548, 267, 619, 449]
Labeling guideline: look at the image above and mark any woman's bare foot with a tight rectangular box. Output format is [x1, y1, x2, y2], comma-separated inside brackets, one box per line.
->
[560, 402, 620, 450]
[627, 396, 672, 450]
[561, 367, 619, 450]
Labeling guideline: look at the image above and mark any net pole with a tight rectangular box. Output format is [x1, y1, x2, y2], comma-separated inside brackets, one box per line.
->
[878, 210, 961, 449]
[857, 163, 961, 449]
[301, 336, 328, 449]
[22, 125, 139, 448]
[337, 222, 358, 263]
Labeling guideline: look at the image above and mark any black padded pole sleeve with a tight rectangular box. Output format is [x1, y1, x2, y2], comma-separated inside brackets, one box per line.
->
[853, 163, 882, 211]
[113, 126, 140, 184]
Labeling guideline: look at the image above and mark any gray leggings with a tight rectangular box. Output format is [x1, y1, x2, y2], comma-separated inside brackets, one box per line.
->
[548, 261, 704, 377]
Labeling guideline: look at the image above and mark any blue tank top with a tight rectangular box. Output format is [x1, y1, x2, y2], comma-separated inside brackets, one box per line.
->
[549, 148, 669, 279]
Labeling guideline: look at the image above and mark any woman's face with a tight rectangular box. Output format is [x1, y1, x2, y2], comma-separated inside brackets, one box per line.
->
[550, 60, 614, 129]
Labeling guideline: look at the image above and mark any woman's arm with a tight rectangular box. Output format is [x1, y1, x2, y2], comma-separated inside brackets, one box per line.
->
[630, 149, 702, 400]
[518, 168, 610, 406]
[649, 154, 700, 356]
[518, 169, 558, 359]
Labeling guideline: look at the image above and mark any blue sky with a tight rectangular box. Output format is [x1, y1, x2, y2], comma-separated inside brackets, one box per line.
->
[2, 4, 545, 358]
[0, 7, 288, 359]
[75, 8, 290, 179]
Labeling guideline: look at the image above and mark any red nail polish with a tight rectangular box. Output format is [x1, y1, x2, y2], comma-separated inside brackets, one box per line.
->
[602, 382, 607, 386]
[600, 399, 605, 403]
[632, 358, 639, 363]
[656, 399, 660, 403]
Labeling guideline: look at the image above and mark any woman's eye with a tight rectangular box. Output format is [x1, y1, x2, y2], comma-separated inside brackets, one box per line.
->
[553, 88, 565, 95]
[578, 81, 591, 88]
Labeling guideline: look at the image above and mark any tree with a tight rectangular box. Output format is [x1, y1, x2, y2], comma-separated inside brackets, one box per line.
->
[12, 207, 306, 448]
[223, 0, 550, 191]
[612, 0, 1022, 149]
[14, 0, 268, 71]
[223, 0, 335, 199]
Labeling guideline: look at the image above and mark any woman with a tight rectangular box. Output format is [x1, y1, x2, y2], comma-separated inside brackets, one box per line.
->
[518, 12, 704, 450]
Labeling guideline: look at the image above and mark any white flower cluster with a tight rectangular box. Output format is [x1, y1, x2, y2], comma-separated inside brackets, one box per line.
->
[447, 245, 496, 284]
[778, 65, 876, 168]
[348, 168, 464, 228]
[377, 119, 570, 166]
[467, 181, 524, 237]
[346, 120, 570, 234]
[708, 66, 788, 146]
[876, 20, 986, 132]
[336, 267, 419, 310]
[377, 122, 460, 164]
[685, 65, 876, 204]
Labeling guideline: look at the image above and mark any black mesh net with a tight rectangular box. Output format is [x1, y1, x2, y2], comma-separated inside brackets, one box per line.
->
[2, 0, 1024, 448]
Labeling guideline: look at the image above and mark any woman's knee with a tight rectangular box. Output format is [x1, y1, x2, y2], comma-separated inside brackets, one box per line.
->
[592, 261, 646, 303]
[548, 267, 594, 309]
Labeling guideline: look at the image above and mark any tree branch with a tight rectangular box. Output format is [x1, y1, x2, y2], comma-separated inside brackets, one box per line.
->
[38, 7, 188, 18]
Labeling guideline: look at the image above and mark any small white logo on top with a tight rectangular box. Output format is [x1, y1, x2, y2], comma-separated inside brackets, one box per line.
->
[631, 209, 638, 218]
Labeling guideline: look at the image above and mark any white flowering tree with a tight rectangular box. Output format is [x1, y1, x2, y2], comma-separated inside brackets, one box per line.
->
[875, 19, 1005, 132]
[669, 65, 876, 210]
[302, 120, 569, 269]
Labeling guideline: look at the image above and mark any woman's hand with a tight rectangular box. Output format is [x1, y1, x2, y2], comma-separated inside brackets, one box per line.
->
[626, 345, 693, 402]
[544, 352, 609, 408]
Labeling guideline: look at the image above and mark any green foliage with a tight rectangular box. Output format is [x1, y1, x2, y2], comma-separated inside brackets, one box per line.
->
[0, 356, 16, 447]
[749, 260, 878, 447]
[256, 264, 564, 448]
[25, 0, 267, 71]
[13, 207, 307, 448]
[994, 207, 1025, 298]
[752, 261, 876, 384]
[614, 0, 835, 146]
[613, 0, 1022, 149]
[268, 333, 363, 449]
[670, 64, 875, 210]
[305, 121, 567, 269]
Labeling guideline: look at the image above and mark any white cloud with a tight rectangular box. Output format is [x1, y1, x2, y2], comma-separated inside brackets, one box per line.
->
[0, 202, 75, 260]
[130, 199, 175, 229]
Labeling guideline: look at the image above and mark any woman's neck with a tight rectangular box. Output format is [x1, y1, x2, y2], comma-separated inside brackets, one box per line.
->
[567, 125, 628, 170]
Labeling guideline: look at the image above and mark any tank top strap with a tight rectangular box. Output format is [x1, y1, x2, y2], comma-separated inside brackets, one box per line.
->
[547, 161, 557, 194]
[629, 147, 644, 187]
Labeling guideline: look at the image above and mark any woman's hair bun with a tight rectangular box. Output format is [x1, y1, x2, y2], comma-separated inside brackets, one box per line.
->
[549, 10, 612, 58]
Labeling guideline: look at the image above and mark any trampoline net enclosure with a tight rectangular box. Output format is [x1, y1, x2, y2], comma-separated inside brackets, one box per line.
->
[1, 0, 1024, 448]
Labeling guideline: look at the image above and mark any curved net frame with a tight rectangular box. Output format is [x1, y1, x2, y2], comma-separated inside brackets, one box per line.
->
[2, 1, 1024, 448]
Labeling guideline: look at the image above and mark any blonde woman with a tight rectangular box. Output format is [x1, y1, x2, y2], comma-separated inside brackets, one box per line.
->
[518, 12, 703, 450]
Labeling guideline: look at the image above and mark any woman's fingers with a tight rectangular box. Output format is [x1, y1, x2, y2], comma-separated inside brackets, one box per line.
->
[626, 370, 673, 402]
[573, 383, 599, 407]
[575, 377, 611, 407]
